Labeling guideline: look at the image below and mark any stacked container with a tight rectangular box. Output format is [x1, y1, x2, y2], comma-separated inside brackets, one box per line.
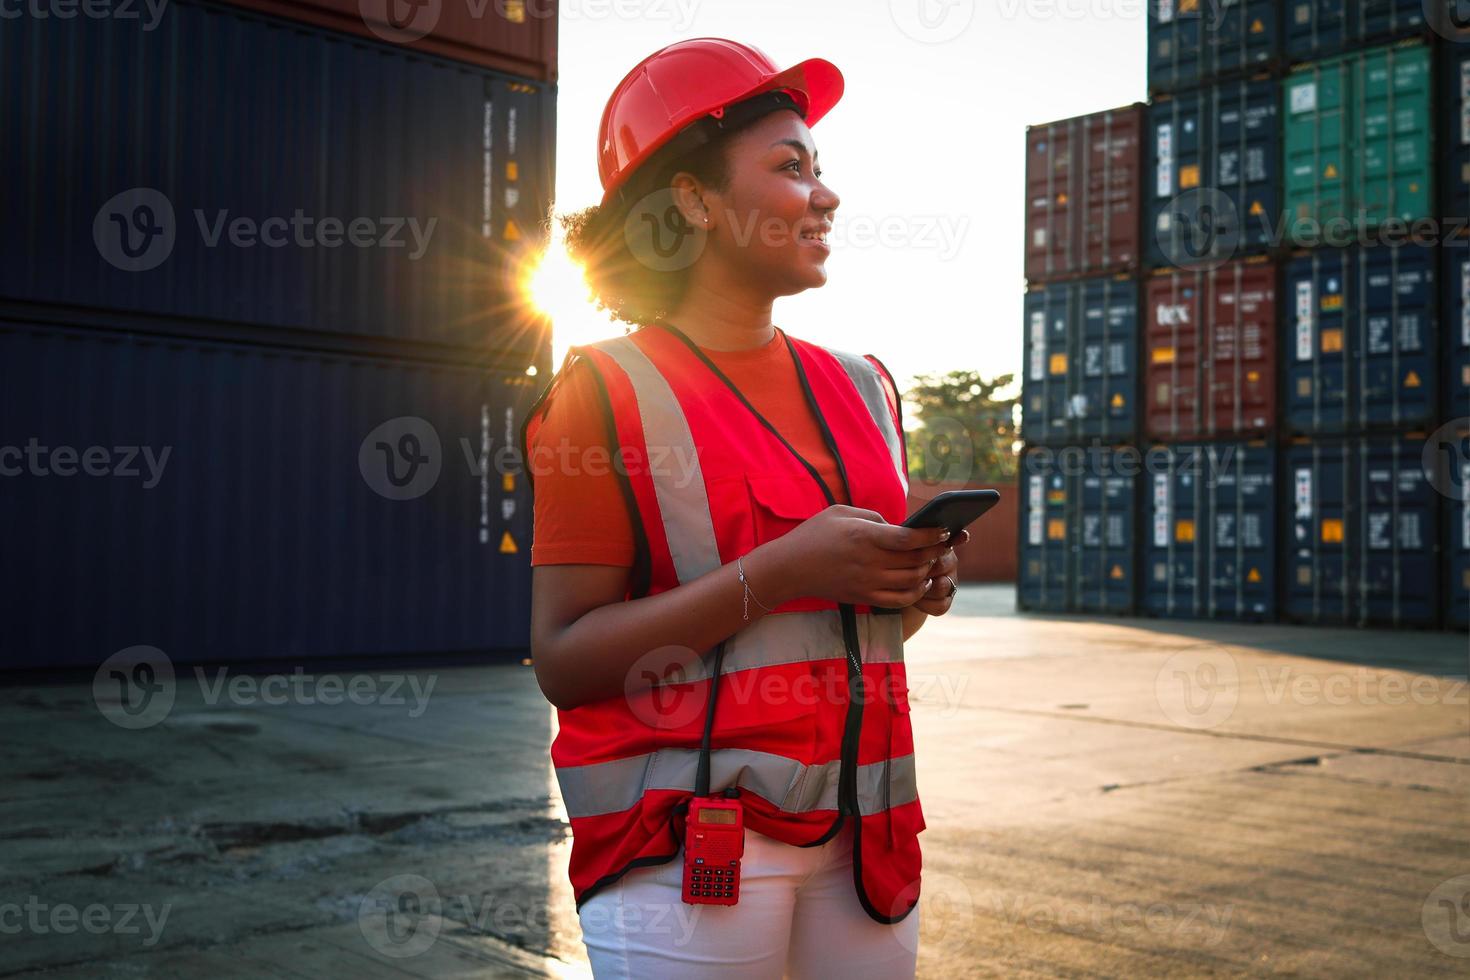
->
[0, 1, 557, 668]
[1018, 107, 1145, 612]
[1022, 2, 1468, 629]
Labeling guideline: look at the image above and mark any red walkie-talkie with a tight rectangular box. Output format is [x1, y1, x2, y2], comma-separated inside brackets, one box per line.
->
[682, 790, 744, 906]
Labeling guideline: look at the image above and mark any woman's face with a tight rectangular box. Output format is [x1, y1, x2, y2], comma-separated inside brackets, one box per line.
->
[697, 109, 840, 296]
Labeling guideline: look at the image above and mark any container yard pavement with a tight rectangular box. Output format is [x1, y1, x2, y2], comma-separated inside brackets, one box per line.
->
[1, 586, 1465, 978]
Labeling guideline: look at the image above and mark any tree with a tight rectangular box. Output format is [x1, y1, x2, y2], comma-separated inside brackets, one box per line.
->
[901, 370, 1018, 487]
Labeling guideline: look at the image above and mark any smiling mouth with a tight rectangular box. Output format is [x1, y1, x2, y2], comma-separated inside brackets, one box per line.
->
[798, 229, 830, 246]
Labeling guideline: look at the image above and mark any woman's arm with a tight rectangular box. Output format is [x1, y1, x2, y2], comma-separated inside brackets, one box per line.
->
[530, 508, 953, 710]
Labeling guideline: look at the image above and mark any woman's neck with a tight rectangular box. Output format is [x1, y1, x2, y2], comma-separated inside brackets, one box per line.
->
[663, 278, 776, 352]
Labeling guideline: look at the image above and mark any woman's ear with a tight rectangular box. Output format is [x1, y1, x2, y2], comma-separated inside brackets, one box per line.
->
[669, 172, 712, 229]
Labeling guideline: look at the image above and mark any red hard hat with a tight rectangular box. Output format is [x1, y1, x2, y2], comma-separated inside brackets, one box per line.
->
[597, 38, 844, 207]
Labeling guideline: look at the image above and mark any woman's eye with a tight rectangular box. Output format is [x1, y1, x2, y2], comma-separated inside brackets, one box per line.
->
[784, 160, 802, 173]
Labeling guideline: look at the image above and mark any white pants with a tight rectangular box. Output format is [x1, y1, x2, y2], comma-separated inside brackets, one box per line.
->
[576, 818, 920, 979]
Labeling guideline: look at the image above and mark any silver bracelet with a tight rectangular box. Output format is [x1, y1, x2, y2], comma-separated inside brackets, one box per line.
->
[736, 554, 775, 620]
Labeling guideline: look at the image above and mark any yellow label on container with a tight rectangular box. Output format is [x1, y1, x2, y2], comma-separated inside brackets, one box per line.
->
[1404, 370, 1421, 388]
[1321, 328, 1343, 353]
[1250, 17, 1264, 32]
[1298, 377, 1312, 396]
[1247, 567, 1261, 583]
[1180, 164, 1201, 189]
[499, 531, 519, 554]
[506, 161, 520, 181]
[503, 0, 526, 21]
[503, 473, 516, 492]
[1057, 192, 1069, 205]
[1176, 519, 1195, 543]
[1152, 346, 1176, 364]
[1322, 294, 1343, 312]
[504, 219, 522, 241]
[1246, 370, 1259, 383]
[1049, 352, 1068, 375]
[1321, 518, 1344, 543]
[1324, 163, 1339, 179]
[1249, 200, 1264, 215]
[1111, 392, 1125, 408]
[1047, 518, 1066, 541]
[1109, 564, 1124, 580]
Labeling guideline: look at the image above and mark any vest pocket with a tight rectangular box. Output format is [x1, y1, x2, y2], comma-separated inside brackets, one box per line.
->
[744, 473, 818, 546]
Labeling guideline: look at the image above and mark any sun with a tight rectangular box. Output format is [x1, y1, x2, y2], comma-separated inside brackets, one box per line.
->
[521, 222, 609, 366]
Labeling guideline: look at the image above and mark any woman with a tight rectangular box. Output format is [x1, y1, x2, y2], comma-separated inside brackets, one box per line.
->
[519, 39, 969, 979]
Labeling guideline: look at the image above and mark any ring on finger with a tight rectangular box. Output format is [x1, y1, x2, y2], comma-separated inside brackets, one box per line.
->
[944, 574, 957, 598]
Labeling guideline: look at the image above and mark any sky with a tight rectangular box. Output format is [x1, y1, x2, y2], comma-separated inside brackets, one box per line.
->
[537, 0, 1147, 398]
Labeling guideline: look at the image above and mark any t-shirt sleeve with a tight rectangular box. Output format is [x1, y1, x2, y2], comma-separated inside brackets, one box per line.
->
[528, 357, 637, 567]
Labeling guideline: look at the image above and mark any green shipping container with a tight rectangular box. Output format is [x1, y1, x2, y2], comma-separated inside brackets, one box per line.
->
[1283, 41, 1433, 243]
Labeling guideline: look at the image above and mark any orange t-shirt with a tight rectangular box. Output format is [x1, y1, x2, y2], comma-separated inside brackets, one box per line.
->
[529, 327, 902, 567]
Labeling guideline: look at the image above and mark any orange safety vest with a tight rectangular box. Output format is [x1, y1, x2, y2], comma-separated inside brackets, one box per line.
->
[519, 322, 924, 923]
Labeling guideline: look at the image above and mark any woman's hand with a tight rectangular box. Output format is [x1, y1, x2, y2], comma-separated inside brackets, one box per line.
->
[755, 505, 954, 609]
[910, 528, 969, 615]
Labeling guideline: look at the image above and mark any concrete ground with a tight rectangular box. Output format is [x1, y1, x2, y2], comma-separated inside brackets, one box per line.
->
[1, 585, 1466, 978]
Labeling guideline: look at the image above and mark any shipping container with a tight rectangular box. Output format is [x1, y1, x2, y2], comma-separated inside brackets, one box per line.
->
[0, 1, 555, 354]
[223, 0, 558, 82]
[1021, 276, 1140, 445]
[1283, 41, 1434, 238]
[1444, 44, 1470, 424]
[1148, 0, 1279, 95]
[1144, 441, 1277, 620]
[1148, 76, 1281, 267]
[1017, 446, 1137, 613]
[1439, 423, 1470, 629]
[1144, 259, 1278, 441]
[1025, 105, 1144, 282]
[1282, 244, 1437, 432]
[0, 320, 537, 670]
[1283, 436, 1438, 626]
[1285, 0, 1427, 63]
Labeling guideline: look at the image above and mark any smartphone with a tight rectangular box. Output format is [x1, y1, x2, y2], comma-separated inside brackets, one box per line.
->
[901, 489, 1001, 538]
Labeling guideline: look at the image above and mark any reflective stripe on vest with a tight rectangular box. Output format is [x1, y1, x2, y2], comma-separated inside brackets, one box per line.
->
[656, 609, 903, 686]
[827, 349, 907, 493]
[595, 335, 721, 585]
[557, 748, 918, 820]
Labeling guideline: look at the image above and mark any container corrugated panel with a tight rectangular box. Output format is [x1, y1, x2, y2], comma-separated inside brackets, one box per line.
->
[1282, 245, 1437, 432]
[1445, 44, 1470, 423]
[223, 0, 558, 82]
[1148, 76, 1281, 267]
[1148, 0, 1279, 95]
[1021, 277, 1139, 446]
[1446, 244, 1470, 422]
[1025, 105, 1144, 283]
[0, 321, 537, 669]
[1144, 441, 1276, 620]
[0, 1, 555, 354]
[1283, 42, 1434, 237]
[1283, 436, 1438, 626]
[1285, 0, 1427, 63]
[1440, 423, 1470, 629]
[1144, 259, 1277, 441]
[1017, 447, 1137, 613]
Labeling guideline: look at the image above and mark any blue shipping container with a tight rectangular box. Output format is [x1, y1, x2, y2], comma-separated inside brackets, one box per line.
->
[1144, 442, 1277, 621]
[1148, 0, 1278, 94]
[0, 0, 555, 353]
[1432, 423, 1470, 629]
[1447, 42, 1470, 222]
[1284, 437, 1438, 626]
[1018, 447, 1137, 614]
[1148, 76, 1281, 267]
[1022, 277, 1139, 445]
[1282, 245, 1437, 433]
[1447, 244, 1470, 422]
[1285, 0, 1427, 62]
[0, 321, 538, 669]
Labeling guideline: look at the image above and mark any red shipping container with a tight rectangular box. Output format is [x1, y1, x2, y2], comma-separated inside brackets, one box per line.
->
[1145, 259, 1277, 441]
[224, 0, 558, 81]
[1025, 104, 1144, 283]
[907, 480, 1018, 583]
